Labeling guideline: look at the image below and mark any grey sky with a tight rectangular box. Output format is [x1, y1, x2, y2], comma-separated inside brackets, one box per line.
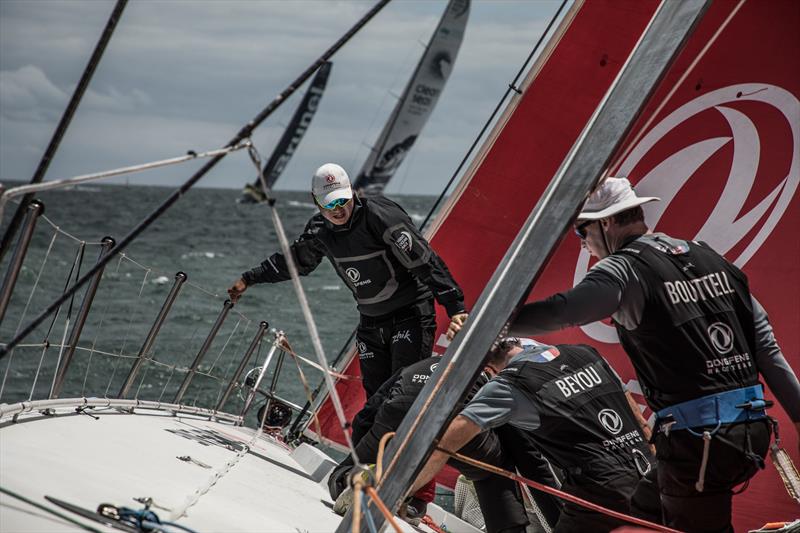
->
[1, 0, 564, 195]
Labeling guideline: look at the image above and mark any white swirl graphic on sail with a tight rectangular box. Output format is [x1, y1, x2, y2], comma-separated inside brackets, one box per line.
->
[575, 83, 799, 344]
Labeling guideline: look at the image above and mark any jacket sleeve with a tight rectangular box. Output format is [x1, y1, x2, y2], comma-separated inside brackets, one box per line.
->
[371, 200, 466, 317]
[241, 217, 327, 285]
[751, 296, 800, 422]
[509, 269, 623, 336]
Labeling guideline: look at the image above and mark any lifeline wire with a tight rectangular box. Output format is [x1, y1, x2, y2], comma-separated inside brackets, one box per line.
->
[0, 0, 391, 359]
[246, 143, 361, 464]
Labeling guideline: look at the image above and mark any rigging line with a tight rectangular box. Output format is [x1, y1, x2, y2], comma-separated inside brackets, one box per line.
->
[0, 142, 251, 220]
[419, 0, 568, 233]
[104, 263, 149, 396]
[49, 242, 86, 399]
[29, 243, 83, 400]
[435, 447, 680, 533]
[247, 144, 361, 464]
[0, 486, 105, 533]
[208, 319, 241, 373]
[608, 0, 746, 175]
[0, 0, 128, 263]
[0, 0, 392, 359]
[39, 215, 105, 245]
[0, 231, 58, 399]
[299, 0, 569, 439]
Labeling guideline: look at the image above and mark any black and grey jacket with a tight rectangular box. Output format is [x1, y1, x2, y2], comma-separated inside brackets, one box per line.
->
[242, 195, 465, 318]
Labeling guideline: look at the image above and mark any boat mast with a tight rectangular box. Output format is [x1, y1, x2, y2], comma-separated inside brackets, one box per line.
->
[337, 1, 711, 530]
[0, 0, 128, 264]
[0, 0, 391, 358]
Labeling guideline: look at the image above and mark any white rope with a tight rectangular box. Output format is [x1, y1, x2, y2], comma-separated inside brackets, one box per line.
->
[246, 143, 360, 464]
[38, 215, 105, 245]
[0, 231, 58, 399]
[208, 319, 241, 374]
[0, 142, 252, 220]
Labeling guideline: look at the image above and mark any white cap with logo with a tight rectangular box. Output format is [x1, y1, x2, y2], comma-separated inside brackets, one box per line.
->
[577, 177, 660, 220]
[312, 163, 353, 206]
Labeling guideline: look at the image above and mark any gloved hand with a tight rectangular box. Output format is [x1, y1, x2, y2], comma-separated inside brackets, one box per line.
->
[227, 278, 247, 303]
[446, 313, 469, 341]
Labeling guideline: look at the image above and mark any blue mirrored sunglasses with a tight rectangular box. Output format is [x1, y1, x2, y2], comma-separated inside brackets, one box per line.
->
[574, 220, 594, 239]
[319, 197, 352, 210]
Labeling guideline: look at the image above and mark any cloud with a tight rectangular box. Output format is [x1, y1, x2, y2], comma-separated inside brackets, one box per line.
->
[0, 0, 567, 194]
[0, 65, 67, 121]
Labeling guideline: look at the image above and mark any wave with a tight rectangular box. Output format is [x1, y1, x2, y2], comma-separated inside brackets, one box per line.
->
[180, 251, 224, 259]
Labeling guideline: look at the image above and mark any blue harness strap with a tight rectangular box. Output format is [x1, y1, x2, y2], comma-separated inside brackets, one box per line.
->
[656, 385, 769, 432]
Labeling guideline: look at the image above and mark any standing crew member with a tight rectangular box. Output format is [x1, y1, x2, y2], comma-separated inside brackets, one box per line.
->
[329, 349, 562, 532]
[497, 177, 800, 532]
[412, 338, 659, 532]
[228, 163, 467, 398]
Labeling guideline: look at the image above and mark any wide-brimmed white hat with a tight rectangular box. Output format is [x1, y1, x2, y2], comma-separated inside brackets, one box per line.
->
[311, 163, 353, 206]
[577, 177, 659, 220]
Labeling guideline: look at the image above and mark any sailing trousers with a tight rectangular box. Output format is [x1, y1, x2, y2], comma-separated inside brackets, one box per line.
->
[654, 419, 771, 533]
[356, 300, 436, 398]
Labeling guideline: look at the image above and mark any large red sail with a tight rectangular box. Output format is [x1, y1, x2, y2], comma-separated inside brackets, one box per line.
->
[314, 0, 799, 526]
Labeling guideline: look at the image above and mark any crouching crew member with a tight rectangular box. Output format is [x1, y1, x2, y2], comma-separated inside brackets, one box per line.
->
[506, 177, 800, 532]
[228, 163, 467, 398]
[328, 350, 561, 532]
[412, 339, 659, 533]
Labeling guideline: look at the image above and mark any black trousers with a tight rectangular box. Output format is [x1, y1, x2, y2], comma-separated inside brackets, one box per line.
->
[555, 469, 642, 533]
[356, 300, 436, 398]
[654, 419, 771, 533]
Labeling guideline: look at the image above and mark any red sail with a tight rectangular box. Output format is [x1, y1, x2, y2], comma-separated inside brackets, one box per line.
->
[314, 0, 799, 527]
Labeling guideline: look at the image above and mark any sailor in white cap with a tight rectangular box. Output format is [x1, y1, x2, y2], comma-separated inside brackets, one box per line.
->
[228, 163, 469, 398]
[488, 177, 800, 531]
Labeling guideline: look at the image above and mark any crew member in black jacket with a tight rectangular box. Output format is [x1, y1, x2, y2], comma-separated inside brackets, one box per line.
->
[493, 177, 800, 532]
[228, 163, 468, 398]
[327, 349, 562, 532]
[412, 339, 659, 533]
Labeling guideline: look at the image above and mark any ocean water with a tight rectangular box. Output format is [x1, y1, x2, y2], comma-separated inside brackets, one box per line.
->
[0, 184, 437, 428]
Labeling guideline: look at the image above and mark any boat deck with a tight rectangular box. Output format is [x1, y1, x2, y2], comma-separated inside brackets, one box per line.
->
[1, 403, 344, 532]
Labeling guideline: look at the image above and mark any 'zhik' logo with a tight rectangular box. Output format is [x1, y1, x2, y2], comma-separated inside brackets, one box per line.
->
[598, 408, 624, 435]
[707, 322, 734, 354]
[577, 83, 799, 344]
[346, 268, 360, 282]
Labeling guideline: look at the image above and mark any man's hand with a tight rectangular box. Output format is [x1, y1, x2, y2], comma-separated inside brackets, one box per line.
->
[227, 278, 248, 304]
[446, 313, 469, 341]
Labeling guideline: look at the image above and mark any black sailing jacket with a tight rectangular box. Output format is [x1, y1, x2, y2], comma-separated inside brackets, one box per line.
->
[242, 195, 465, 318]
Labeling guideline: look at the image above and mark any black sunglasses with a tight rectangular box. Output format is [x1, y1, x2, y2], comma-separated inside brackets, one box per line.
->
[574, 220, 595, 239]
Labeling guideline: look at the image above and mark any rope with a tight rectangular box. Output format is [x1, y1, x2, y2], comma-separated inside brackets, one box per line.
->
[0, 231, 58, 399]
[418, 0, 569, 233]
[0, 486, 104, 533]
[0, 0, 128, 262]
[364, 486, 403, 533]
[39, 215, 105, 245]
[375, 431, 396, 483]
[278, 342, 360, 381]
[0, 0, 391, 359]
[0, 142, 252, 219]
[435, 446, 681, 533]
[281, 337, 324, 440]
[247, 143, 361, 464]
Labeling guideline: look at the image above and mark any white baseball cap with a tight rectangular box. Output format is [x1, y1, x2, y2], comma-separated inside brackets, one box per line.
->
[311, 163, 353, 206]
[577, 177, 659, 220]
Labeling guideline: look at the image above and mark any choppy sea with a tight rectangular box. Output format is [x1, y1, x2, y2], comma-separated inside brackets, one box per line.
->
[0, 184, 436, 428]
